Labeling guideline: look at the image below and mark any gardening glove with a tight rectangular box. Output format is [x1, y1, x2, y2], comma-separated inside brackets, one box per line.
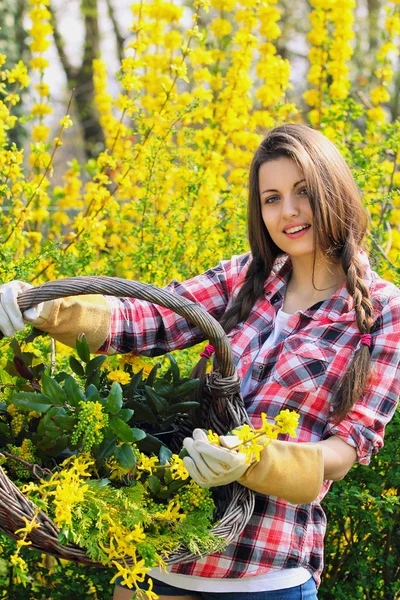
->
[237, 440, 324, 504]
[0, 281, 49, 337]
[34, 294, 111, 351]
[183, 429, 252, 488]
[0, 281, 111, 352]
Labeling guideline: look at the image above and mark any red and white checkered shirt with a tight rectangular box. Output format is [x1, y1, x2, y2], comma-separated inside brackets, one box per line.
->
[100, 249, 400, 586]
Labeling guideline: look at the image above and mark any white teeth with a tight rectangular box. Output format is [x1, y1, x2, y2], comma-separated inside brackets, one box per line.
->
[284, 225, 310, 234]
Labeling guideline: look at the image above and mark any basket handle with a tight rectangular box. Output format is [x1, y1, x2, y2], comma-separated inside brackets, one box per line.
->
[15, 276, 235, 378]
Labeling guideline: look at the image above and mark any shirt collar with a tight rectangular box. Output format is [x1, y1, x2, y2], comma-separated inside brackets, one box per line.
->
[264, 248, 376, 323]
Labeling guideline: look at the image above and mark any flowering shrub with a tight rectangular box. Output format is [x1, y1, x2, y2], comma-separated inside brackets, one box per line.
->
[0, 0, 399, 597]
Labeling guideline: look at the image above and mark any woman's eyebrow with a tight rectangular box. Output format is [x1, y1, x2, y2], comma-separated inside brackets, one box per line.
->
[261, 178, 306, 195]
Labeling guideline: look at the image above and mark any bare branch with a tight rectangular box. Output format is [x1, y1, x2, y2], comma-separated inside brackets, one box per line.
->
[49, 0, 75, 82]
[105, 0, 125, 65]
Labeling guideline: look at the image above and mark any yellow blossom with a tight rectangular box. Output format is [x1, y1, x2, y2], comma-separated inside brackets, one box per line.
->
[274, 410, 300, 438]
[107, 370, 132, 385]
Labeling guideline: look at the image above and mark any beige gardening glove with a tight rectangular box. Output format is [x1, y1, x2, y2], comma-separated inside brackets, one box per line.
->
[35, 294, 111, 351]
[237, 439, 324, 504]
[0, 280, 111, 351]
[183, 428, 324, 504]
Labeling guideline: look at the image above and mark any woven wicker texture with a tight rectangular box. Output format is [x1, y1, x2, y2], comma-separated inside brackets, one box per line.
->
[2, 276, 255, 566]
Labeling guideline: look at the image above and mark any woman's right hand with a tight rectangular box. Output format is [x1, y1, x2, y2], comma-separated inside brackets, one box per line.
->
[0, 281, 47, 337]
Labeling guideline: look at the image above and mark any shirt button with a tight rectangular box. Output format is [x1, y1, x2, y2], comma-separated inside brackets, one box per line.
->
[258, 365, 263, 370]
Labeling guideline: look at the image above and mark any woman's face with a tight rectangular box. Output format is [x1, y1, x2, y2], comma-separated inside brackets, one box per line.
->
[259, 156, 314, 259]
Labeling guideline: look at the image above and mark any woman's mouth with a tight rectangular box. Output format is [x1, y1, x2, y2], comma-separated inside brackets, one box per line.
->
[283, 224, 311, 239]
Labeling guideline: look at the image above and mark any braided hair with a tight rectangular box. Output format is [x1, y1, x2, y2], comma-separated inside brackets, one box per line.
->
[194, 124, 374, 423]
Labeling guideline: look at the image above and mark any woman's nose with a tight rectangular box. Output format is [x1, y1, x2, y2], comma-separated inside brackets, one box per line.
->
[281, 194, 300, 218]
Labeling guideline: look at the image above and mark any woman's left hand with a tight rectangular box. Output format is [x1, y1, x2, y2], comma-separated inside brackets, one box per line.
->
[183, 429, 250, 487]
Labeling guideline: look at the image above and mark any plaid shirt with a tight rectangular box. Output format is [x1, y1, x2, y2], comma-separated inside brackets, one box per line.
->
[100, 249, 400, 586]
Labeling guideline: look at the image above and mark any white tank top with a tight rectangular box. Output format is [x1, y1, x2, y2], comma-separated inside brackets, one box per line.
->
[147, 308, 312, 592]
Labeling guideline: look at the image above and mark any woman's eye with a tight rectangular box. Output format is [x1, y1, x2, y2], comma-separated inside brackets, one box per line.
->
[265, 195, 279, 204]
[298, 187, 309, 196]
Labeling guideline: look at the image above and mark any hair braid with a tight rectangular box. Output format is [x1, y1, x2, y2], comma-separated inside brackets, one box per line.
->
[331, 235, 375, 422]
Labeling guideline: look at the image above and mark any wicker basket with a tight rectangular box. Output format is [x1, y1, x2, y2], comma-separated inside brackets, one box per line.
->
[0, 277, 255, 567]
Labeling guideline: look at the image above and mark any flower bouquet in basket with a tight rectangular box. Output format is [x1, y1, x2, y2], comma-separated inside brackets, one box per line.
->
[0, 272, 301, 600]
[0, 334, 299, 598]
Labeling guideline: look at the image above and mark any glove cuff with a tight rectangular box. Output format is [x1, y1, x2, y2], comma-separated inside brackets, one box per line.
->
[238, 440, 324, 504]
[32, 295, 111, 352]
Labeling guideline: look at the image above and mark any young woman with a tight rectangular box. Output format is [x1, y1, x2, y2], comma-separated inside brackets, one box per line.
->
[0, 124, 399, 600]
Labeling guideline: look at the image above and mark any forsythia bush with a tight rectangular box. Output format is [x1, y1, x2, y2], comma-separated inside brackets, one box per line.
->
[0, 0, 399, 598]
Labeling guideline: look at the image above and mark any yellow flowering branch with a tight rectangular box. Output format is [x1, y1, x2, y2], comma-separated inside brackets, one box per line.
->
[2, 90, 75, 245]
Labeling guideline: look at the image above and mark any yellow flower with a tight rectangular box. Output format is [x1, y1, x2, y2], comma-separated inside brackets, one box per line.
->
[169, 454, 189, 480]
[107, 370, 132, 385]
[137, 454, 159, 476]
[60, 115, 73, 129]
[370, 85, 390, 106]
[207, 430, 220, 445]
[274, 410, 299, 438]
[154, 500, 186, 522]
[14, 517, 40, 535]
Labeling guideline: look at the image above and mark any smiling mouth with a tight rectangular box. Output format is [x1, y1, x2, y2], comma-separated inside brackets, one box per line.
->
[283, 224, 311, 234]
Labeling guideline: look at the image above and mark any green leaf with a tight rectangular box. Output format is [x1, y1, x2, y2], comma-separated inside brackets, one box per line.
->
[153, 379, 174, 396]
[10, 338, 21, 357]
[159, 445, 172, 465]
[147, 475, 162, 494]
[130, 427, 146, 442]
[119, 408, 134, 422]
[109, 416, 136, 442]
[85, 370, 101, 390]
[145, 363, 160, 387]
[75, 335, 91, 363]
[38, 406, 66, 435]
[51, 415, 77, 431]
[166, 353, 180, 384]
[94, 438, 116, 463]
[144, 386, 168, 414]
[20, 352, 37, 367]
[85, 355, 107, 378]
[178, 448, 189, 459]
[128, 400, 156, 424]
[136, 433, 164, 454]
[40, 434, 69, 457]
[105, 382, 123, 414]
[63, 375, 85, 407]
[85, 384, 100, 403]
[41, 423, 63, 439]
[69, 356, 84, 377]
[170, 379, 200, 400]
[12, 392, 53, 413]
[165, 401, 200, 415]
[24, 327, 47, 344]
[168, 479, 187, 492]
[0, 422, 12, 439]
[156, 488, 173, 499]
[115, 443, 136, 470]
[41, 374, 67, 405]
[124, 369, 143, 396]
[0, 369, 15, 385]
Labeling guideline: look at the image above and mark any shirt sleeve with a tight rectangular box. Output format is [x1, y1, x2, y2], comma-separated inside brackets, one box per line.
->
[98, 254, 250, 356]
[322, 294, 400, 465]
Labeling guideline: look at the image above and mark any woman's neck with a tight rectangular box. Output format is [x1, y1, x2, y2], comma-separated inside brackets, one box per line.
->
[283, 254, 347, 313]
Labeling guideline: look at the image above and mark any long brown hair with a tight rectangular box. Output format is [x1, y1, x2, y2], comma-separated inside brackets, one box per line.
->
[195, 124, 374, 423]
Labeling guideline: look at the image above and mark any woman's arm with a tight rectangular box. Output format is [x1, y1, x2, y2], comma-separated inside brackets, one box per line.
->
[318, 436, 357, 481]
[28, 254, 252, 353]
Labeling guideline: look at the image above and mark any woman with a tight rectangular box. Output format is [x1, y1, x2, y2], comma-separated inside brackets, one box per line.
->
[0, 124, 399, 600]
